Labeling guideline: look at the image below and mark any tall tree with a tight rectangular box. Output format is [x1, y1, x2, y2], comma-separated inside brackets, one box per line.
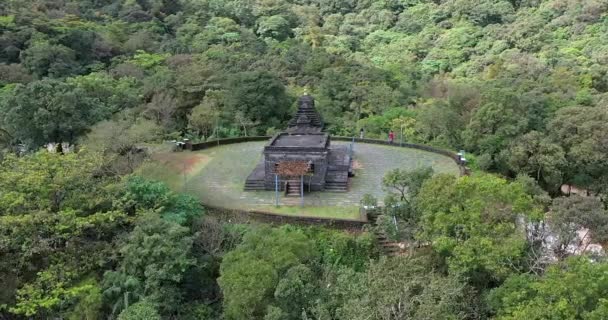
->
[417, 173, 543, 286]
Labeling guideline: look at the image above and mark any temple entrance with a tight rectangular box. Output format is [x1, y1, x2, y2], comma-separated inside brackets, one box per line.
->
[285, 179, 302, 197]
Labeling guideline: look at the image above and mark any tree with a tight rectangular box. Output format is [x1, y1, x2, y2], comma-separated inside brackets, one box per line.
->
[463, 89, 531, 168]
[223, 71, 292, 134]
[21, 41, 81, 78]
[1, 75, 139, 147]
[0, 151, 128, 317]
[272, 264, 317, 319]
[117, 300, 161, 320]
[84, 119, 162, 175]
[104, 215, 195, 313]
[218, 226, 316, 319]
[336, 256, 477, 320]
[417, 173, 543, 286]
[188, 92, 222, 139]
[117, 176, 203, 225]
[144, 91, 178, 128]
[547, 195, 608, 260]
[382, 166, 434, 202]
[257, 15, 292, 41]
[548, 106, 608, 196]
[504, 131, 566, 192]
[489, 257, 608, 320]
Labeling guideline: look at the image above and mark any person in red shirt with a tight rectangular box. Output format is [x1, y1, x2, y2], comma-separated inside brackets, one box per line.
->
[388, 130, 395, 144]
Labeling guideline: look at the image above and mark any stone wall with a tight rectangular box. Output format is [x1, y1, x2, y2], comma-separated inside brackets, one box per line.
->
[205, 205, 368, 230]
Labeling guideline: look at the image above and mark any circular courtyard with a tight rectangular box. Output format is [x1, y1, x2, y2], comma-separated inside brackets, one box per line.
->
[143, 141, 460, 220]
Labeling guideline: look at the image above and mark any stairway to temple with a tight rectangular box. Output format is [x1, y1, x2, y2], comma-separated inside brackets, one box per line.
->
[367, 210, 402, 257]
[325, 171, 348, 192]
[285, 180, 301, 197]
[244, 179, 265, 191]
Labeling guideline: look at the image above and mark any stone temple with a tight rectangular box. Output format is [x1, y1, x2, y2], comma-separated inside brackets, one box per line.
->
[244, 94, 352, 195]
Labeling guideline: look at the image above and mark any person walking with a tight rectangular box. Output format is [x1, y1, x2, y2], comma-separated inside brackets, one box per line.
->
[388, 130, 395, 144]
[359, 128, 364, 139]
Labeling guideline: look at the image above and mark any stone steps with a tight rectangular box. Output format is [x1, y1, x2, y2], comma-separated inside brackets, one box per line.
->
[324, 182, 348, 192]
[244, 180, 265, 191]
[285, 180, 301, 197]
[368, 211, 403, 257]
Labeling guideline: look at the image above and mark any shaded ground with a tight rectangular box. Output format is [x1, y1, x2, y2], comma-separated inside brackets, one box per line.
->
[139, 141, 460, 220]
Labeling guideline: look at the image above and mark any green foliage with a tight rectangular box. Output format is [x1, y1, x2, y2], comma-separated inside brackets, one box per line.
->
[218, 226, 316, 319]
[417, 173, 542, 286]
[306, 228, 377, 271]
[0, 151, 130, 317]
[104, 214, 195, 314]
[489, 257, 608, 320]
[0, 75, 140, 147]
[337, 256, 477, 320]
[117, 300, 161, 320]
[548, 105, 608, 195]
[504, 131, 566, 191]
[223, 71, 292, 134]
[382, 166, 434, 202]
[21, 41, 81, 78]
[360, 193, 378, 208]
[119, 176, 203, 225]
[547, 195, 608, 260]
[128, 51, 170, 69]
[3, 0, 608, 318]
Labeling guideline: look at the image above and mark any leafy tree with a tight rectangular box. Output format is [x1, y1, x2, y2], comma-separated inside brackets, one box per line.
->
[218, 226, 316, 319]
[463, 89, 531, 168]
[1, 75, 139, 147]
[117, 300, 161, 320]
[104, 214, 195, 314]
[337, 256, 477, 320]
[21, 41, 81, 78]
[489, 257, 608, 320]
[417, 173, 542, 286]
[0, 151, 127, 317]
[382, 166, 434, 202]
[223, 71, 292, 134]
[547, 195, 608, 260]
[118, 176, 203, 225]
[504, 131, 566, 192]
[548, 106, 608, 196]
[257, 15, 292, 41]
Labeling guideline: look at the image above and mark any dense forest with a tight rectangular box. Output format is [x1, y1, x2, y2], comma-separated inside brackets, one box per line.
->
[1, 0, 608, 319]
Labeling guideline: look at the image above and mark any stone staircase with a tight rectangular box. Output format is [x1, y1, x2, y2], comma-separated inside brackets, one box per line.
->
[367, 210, 402, 257]
[285, 179, 301, 197]
[325, 171, 348, 192]
[244, 179, 265, 191]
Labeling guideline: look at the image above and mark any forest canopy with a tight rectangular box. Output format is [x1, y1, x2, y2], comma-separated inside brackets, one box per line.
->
[1, 0, 608, 319]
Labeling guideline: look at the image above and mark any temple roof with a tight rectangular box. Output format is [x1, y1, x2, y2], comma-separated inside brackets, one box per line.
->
[287, 94, 323, 133]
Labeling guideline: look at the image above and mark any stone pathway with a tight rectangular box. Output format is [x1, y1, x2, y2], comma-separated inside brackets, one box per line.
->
[180, 141, 459, 212]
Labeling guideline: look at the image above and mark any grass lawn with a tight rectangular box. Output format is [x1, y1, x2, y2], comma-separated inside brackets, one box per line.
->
[257, 205, 362, 220]
[139, 141, 460, 221]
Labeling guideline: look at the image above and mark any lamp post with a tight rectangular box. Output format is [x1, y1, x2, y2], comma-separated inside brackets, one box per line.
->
[275, 174, 279, 207]
[400, 124, 406, 147]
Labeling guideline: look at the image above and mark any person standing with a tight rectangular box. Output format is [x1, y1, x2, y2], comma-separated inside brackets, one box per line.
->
[388, 130, 395, 144]
[359, 128, 364, 139]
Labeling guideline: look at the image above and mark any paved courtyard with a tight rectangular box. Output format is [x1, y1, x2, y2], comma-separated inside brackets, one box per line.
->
[154, 141, 460, 220]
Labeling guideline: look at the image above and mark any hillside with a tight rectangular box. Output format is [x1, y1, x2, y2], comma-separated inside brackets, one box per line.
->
[1, 0, 608, 319]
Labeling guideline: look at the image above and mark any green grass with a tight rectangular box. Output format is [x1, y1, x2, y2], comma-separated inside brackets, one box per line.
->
[257, 205, 362, 220]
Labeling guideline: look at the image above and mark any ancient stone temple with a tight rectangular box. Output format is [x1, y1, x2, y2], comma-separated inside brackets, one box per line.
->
[244, 94, 352, 194]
